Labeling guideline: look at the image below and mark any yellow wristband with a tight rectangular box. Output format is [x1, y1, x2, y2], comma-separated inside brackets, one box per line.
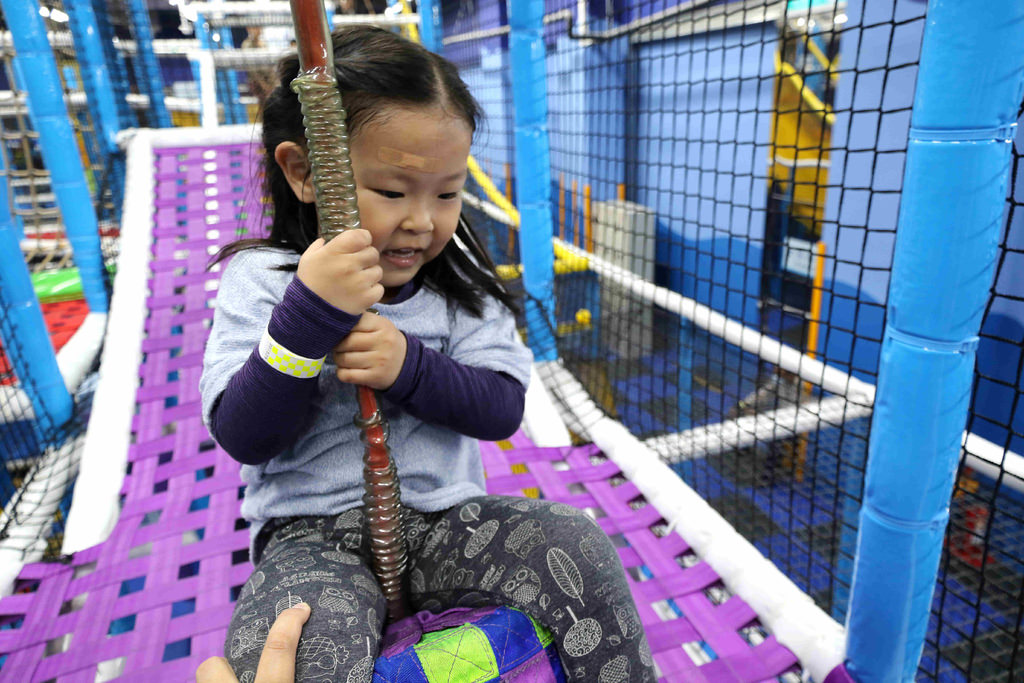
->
[258, 329, 325, 379]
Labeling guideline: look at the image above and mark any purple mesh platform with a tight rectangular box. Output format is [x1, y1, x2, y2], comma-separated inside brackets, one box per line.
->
[0, 143, 804, 682]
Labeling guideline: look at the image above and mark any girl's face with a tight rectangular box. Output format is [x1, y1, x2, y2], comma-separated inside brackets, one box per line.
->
[349, 106, 472, 295]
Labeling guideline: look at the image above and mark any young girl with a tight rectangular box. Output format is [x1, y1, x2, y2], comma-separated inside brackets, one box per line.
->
[200, 25, 655, 683]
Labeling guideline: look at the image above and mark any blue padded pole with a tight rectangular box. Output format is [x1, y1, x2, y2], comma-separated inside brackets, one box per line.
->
[63, 0, 120, 156]
[845, 2, 1024, 681]
[190, 14, 216, 124]
[210, 0, 245, 126]
[64, 0, 125, 215]
[0, 150, 72, 430]
[90, 0, 137, 130]
[508, 0, 557, 361]
[125, 0, 171, 128]
[418, 0, 442, 53]
[2, 0, 108, 314]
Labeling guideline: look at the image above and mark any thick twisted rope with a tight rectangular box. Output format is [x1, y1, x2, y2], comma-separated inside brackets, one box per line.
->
[288, 0, 409, 623]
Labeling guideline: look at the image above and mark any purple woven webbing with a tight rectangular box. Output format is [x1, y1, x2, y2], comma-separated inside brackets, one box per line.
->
[482, 440, 801, 682]
[823, 663, 856, 683]
[0, 144, 260, 682]
[0, 142, 803, 682]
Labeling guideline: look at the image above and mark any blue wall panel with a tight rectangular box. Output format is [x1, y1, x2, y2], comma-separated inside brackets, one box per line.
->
[633, 23, 776, 328]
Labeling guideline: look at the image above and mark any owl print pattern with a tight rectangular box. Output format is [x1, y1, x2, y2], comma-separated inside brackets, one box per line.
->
[224, 500, 655, 682]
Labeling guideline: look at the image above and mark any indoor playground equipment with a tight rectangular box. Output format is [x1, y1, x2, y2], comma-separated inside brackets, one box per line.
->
[0, 0, 1022, 681]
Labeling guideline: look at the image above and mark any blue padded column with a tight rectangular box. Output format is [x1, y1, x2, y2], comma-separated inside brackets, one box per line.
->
[1, 0, 109, 314]
[64, 0, 125, 216]
[0, 150, 72, 430]
[125, 0, 171, 127]
[63, 0, 120, 156]
[90, 0, 137, 130]
[190, 10, 245, 126]
[845, 2, 1024, 680]
[508, 0, 557, 361]
[419, 0, 442, 53]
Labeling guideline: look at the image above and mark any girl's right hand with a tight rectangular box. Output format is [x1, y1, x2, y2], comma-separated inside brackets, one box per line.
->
[297, 229, 384, 315]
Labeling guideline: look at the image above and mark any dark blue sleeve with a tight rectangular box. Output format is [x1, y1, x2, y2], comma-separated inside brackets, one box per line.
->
[210, 278, 360, 465]
[382, 334, 526, 441]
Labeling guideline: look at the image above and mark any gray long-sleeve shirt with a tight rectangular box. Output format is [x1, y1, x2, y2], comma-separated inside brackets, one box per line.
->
[199, 247, 533, 552]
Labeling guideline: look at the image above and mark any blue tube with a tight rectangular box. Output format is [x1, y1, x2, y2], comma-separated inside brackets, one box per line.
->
[90, 0, 137, 130]
[509, 0, 557, 362]
[125, 0, 171, 128]
[418, 0, 442, 53]
[0, 149, 72, 431]
[845, 2, 1024, 681]
[64, 0, 126, 218]
[213, 14, 245, 125]
[191, 15, 213, 124]
[2, 0, 109, 314]
[190, 14, 246, 126]
[63, 0, 120, 155]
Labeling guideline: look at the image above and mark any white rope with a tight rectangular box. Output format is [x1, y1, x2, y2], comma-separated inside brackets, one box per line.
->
[644, 394, 872, 461]
[442, 9, 570, 46]
[0, 434, 84, 596]
[62, 126, 255, 554]
[468, 189, 1024, 492]
[554, 238, 876, 405]
[532, 359, 847, 683]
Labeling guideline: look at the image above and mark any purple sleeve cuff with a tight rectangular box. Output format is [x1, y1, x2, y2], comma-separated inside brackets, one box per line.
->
[211, 348, 319, 464]
[267, 277, 361, 359]
[384, 333, 425, 402]
[383, 334, 526, 441]
[210, 277, 360, 465]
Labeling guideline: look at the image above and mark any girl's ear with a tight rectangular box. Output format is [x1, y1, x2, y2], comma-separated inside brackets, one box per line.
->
[274, 141, 316, 203]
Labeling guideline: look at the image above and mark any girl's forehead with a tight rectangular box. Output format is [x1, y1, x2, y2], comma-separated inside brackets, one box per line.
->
[354, 108, 471, 172]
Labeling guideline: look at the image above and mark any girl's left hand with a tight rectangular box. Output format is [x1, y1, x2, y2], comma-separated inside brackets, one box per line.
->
[333, 313, 407, 390]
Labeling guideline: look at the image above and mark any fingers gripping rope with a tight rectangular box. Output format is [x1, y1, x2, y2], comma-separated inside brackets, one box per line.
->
[288, 0, 409, 623]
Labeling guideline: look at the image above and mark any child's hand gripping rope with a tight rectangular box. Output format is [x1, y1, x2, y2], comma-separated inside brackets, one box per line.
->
[297, 229, 384, 316]
[333, 313, 407, 391]
[288, 0, 410, 624]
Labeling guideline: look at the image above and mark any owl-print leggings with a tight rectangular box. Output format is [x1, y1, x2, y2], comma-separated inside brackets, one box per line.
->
[225, 495, 656, 682]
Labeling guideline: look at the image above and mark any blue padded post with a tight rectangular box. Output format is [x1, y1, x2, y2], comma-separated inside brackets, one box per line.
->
[508, 0, 557, 361]
[63, 0, 120, 155]
[190, 14, 215, 124]
[125, 0, 171, 128]
[64, 0, 125, 215]
[0, 150, 72, 430]
[845, 2, 1024, 681]
[210, 0, 246, 126]
[419, 0, 442, 53]
[90, 0, 137, 130]
[1, 0, 109, 314]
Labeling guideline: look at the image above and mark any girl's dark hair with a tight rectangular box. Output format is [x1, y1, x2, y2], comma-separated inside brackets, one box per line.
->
[216, 25, 518, 317]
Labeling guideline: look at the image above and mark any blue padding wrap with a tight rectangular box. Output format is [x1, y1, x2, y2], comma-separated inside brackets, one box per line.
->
[0, 153, 72, 429]
[509, 0, 557, 361]
[63, 0, 121, 154]
[912, 4, 1024, 132]
[126, 0, 171, 128]
[845, 1, 1024, 680]
[419, 0, 442, 53]
[2, 0, 109, 314]
[847, 507, 946, 683]
[863, 336, 974, 522]
[890, 139, 1010, 342]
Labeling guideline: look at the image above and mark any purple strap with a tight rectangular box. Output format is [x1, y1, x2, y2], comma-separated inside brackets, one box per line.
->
[823, 663, 857, 683]
[380, 607, 500, 656]
[211, 277, 358, 464]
